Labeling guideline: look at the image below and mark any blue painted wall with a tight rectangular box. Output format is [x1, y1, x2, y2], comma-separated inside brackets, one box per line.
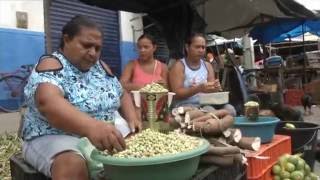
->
[120, 41, 138, 72]
[0, 28, 45, 110]
[0, 28, 45, 72]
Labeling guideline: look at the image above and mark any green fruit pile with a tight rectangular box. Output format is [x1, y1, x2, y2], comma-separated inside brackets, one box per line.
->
[272, 154, 318, 180]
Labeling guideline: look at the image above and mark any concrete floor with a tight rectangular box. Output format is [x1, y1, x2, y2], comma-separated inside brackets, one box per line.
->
[0, 111, 21, 134]
[1, 106, 320, 175]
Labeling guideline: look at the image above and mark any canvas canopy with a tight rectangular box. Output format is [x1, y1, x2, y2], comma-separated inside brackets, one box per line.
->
[79, 0, 318, 58]
[250, 18, 320, 43]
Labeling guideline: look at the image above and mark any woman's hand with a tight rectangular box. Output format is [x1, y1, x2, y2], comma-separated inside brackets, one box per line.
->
[212, 79, 222, 91]
[127, 117, 142, 133]
[198, 79, 222, 93]
[154, 79, 167, 87]
[86, 121, 126, 152]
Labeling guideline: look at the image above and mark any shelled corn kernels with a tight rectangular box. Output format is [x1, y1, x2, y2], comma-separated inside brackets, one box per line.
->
[109, 129, 202, 158]
[139, 83, 168, 93]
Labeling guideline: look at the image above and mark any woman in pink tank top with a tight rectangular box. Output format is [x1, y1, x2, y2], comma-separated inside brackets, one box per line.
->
[120, 34, 168, 91]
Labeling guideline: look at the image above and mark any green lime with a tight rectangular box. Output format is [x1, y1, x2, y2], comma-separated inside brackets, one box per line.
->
[290, 171, 304, 180]
[304, 164, 311, 175]
[304, 176, 312, 180]
[280, 170, 291, 179]
[279, 154, 290, 165]
[285, 162, 296, 172]
[288, 155, 299, 165]
[296, 159, 306, 170]
[272, 164, 281, 175]
[310, 173, 319, 180]
[285, 123, 296, 129]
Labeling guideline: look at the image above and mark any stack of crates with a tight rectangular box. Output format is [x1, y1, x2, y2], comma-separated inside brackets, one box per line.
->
[246, 135, 291, 180]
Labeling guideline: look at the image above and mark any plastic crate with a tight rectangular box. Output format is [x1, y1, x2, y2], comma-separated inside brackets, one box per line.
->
[284, 89, 304, 106]
[246, 135, 291, 180]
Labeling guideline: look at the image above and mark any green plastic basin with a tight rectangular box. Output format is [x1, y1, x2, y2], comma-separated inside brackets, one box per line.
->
[91, 138, 209, 180]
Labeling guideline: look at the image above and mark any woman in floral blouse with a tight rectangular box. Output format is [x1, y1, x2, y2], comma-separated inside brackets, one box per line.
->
[21, 15, 141, 179]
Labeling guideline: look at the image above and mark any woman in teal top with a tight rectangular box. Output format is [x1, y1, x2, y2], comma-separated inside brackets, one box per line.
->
[21, 15, 141, 179]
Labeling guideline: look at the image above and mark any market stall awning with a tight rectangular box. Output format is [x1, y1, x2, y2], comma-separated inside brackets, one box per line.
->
[194, 0, 318, 38]
[79, 0, 319, 58]
[250, 18, 320, 43]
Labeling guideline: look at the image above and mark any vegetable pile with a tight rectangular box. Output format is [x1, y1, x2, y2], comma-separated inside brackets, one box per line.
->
[139, 83, 168, 93]
[171, 106, 261, 167]
[0, 133, 21, 180]
[272, 153, 318, 180]
[106, 129, 203, 158]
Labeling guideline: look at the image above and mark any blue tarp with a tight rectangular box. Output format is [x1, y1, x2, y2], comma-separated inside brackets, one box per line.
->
[250, 18, 320, 44]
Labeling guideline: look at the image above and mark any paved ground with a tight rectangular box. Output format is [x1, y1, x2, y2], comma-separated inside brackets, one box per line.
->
[0, 111, 21, 134]
[293, 105, 320, 175]
[1, 105, 320, 175]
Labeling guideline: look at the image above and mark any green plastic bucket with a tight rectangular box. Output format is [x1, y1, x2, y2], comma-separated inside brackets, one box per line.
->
[91, 139, 209, 180]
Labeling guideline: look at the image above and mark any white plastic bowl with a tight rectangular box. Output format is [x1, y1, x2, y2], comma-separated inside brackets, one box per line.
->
[199, 91, 229, 105]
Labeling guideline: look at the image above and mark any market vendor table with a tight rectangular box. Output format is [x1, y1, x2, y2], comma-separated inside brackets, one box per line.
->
[10, 153, 246, 180]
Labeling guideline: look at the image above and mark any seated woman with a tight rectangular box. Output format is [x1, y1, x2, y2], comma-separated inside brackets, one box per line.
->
[120, 34, 168, 91]
[169, 33, 236, 116]
[21, 15, 141, 180]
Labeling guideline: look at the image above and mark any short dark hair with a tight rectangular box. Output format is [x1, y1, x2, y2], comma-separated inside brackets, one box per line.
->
[186, 32, 205, 46]
[59, 15, 103, 48]
[137, 33, 156, 45]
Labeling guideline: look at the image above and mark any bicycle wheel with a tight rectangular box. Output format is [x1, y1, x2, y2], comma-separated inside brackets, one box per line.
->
[0, 75, 25, 112]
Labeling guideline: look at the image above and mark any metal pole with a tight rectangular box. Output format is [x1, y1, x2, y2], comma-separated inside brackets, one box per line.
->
[302, 22, 307, 84]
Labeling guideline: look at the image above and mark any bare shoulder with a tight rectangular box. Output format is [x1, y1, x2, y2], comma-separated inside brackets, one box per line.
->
[204, 61, 211, 67]
[100, 60, 114, 76]
[124, 60, 135, 70]
[36, 57, 63, 72]
[170, 60, 184, 72]
[159, 61, 168, 71]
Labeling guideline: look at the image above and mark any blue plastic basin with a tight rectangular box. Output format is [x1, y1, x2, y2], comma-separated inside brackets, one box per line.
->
[233, 116, 280, 143]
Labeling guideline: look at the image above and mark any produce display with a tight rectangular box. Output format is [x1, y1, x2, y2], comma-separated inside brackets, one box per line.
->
[0, 133, 21, 180]
[272, 154, 318, 180]
[244, 101, 259, 107]
[170, 106, 262, 167]
[284, 123, 296, 129]
[139, 83, 168, 93]
[244, 101, 259, 121]
[105, 129, 203, 158]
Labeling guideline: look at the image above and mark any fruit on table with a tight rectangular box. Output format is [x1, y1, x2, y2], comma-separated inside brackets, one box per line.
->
[272, 154, 319, 180]
[280, 170, 291, 179]
[290, 170, 304, 180]
[272, 164, 281, 175]
[284, 123, 296, 129]
[288, 155, 299, 165]
[285, 162, 295, 172]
